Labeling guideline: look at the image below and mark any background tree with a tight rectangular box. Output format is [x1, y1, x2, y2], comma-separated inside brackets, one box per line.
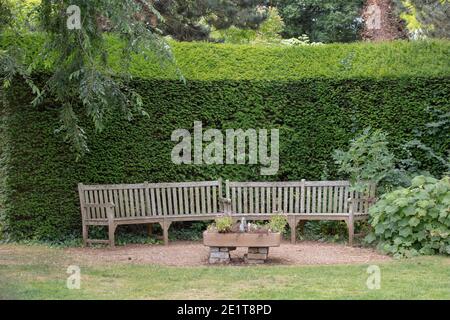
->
[275, 0, 365, 43]
[210, 7, 284, 44]
[1, 0, 178, 157]
[153, 0, 270, 41]
[1, 0, 40, 95]
[360, 0, 408, 41]
[395, 0, 450, 38]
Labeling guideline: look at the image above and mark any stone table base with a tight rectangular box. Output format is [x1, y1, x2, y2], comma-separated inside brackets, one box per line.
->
[208, 247, 236, 264]
[208, 246, 269, 264]
[244, 247, 269, 264]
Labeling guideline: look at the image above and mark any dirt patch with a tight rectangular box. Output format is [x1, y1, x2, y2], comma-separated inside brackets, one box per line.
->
[66, 240, 391, 267]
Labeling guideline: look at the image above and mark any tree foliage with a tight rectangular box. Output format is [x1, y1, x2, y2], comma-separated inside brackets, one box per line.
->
[0, 0, 40, 98]
[396, 0, 450, 38]
[210, 7, 284, 44]
[154, 0, 270, 41]
[275, 0, 365, 43]
[1, 0, 178, 158]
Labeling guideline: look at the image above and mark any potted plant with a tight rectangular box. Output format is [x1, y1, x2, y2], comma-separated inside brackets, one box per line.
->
[203, 214, 287, 264]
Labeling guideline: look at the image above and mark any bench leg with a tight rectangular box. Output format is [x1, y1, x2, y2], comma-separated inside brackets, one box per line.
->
[288, 217, 298, 244]
[346, 218, 354, 247]
[107, 208, 116, 248]
[82, 223, 89, 247]
[108, 223, 116, 248]
[160, 220, 172, 246]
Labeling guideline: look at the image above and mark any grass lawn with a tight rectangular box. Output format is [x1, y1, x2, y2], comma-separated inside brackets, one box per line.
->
[0, 243, 449, 299]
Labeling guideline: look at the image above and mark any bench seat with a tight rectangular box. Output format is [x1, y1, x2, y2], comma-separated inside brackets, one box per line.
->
[79, 179, 375, 247]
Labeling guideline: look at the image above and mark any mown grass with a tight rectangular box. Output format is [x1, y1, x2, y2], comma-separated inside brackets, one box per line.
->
[0, 244, 449, 299]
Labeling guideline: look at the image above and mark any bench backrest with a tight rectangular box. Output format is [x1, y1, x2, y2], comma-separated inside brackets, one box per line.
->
[225, 180, 376, 215]
[78, 180, 222, 220]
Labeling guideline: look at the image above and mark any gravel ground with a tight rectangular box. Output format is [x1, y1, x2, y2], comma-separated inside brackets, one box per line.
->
[66, 240, 391, 266]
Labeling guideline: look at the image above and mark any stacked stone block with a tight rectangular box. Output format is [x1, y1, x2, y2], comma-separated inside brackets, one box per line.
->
[208, 246, 270, 264]
[244, 247, 269, 264]
[208, 247, 235, 264]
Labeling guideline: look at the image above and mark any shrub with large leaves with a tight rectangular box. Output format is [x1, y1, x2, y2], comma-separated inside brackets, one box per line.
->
[366, 176, 450, 258]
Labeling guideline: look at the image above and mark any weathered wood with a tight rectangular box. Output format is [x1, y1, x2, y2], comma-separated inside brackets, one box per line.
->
[150, 188, 157, 216]
[254, 187, 259, 214]
[178, 187, 184, 214]
[201, 186, 206, 214]
[260, 187, 265, 213]
[107, 207, 116, 248]
[130, 189, 136, 217]
[161, 220, 172, 246]
[189, 187, 195, 214]
[347, 199, 355, 246]
[288, 216, 298, 244]
[161, 188, 168, 216]
[156, 188, 162, 216]
[206, 186, 211, 214]
[272, 187, 277, 212]
[83, 203, 115, 208]
[289, 187, 293, 213]
[78, 183, 88, 246]
[144, 182, 150, 216]
[184, 187, 189, 214]
[295, 186, 300, 213]
[338, 186, 344, 214]
[195, 187, 201, 214]
[167, 187, 173, 216]
[203, 231, 281, 247]
[327, 186, 333, 213]
[79, 179, 375, 247]
[317, 187, 322, 213]
[98, 189, 105, 218]
[212, 186, 217, 213]
[243, 187, 248, 214]
[124, 189, 130, 217]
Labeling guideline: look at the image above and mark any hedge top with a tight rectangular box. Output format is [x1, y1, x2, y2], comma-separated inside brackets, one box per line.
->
[4, 33, 450, 80]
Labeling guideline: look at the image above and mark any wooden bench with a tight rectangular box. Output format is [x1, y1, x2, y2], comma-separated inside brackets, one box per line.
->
[78, 180, 227, 247]
[224, 180, 376, 245]
[78, 179, 375, 247]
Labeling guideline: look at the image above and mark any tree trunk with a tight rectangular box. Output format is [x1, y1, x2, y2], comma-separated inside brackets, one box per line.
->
[361, 0, 407, 41]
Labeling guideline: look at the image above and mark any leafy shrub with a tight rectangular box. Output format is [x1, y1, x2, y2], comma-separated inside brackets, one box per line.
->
[366, 176, 450, 258]
[268, 214, 288, 233]
[170, 221, 208, 240]
[213, 216, 233, 233]
[333, 127, 396, 193]
[302, 221, 350, 242]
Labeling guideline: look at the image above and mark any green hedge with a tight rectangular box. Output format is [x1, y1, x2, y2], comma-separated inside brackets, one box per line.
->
[2, 34, 450, 80]
[1, 36, 450, 240]
[2, 76, 449, 240]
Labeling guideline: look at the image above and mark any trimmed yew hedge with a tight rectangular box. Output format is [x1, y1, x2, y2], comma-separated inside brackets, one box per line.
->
[2, 75, 449, 240]
[1, 37, 450, 240]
